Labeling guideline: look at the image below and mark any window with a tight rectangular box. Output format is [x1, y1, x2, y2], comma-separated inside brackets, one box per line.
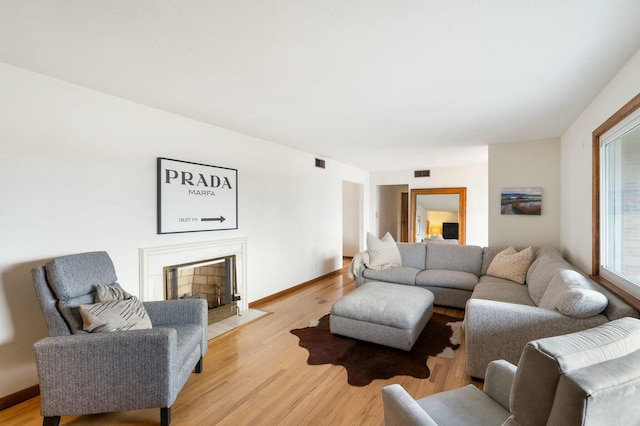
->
[593, 93, 640, 300]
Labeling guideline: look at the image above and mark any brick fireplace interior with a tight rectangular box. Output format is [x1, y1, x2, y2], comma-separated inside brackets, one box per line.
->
[163, 255, 238, 325]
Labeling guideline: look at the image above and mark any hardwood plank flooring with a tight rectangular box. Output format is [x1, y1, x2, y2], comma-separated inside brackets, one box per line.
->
[0, 261, 479, 425]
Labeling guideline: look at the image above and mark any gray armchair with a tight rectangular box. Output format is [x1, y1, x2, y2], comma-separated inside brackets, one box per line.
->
[31, 251, 208, 426]
[382, 317, 640, 425]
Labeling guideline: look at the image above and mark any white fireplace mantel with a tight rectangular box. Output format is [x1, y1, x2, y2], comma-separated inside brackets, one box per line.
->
[139, 237, 248, 311]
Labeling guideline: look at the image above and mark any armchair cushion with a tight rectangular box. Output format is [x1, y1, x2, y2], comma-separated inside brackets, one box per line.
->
[45, 251, 118, 299]
[417, 385, 510, 425]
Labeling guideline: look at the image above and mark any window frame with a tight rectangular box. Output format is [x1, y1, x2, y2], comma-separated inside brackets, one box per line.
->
[592, 92, 640, 309]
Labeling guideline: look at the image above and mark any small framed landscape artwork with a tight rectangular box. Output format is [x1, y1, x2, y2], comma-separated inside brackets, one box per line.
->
[501, 187, 542, 215]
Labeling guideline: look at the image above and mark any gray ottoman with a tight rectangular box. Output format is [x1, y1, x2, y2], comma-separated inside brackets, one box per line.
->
[330, 281, 434, 351]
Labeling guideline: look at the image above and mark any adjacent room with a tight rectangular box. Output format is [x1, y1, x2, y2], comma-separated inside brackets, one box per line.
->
[1, 1, 640, 425]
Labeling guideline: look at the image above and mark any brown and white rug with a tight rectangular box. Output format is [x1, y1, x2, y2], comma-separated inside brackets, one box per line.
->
[290, 312, 462, 386]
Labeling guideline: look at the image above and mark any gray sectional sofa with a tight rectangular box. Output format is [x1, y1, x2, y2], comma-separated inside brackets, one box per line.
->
[355, 242, 484, 308]
[352, 242, 639, 378]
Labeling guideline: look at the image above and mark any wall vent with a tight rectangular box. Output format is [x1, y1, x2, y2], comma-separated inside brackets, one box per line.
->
[315, 158, 326, 169]
[414, 170, 430, 178]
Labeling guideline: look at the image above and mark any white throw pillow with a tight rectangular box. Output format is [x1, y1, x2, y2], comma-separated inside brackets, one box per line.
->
[486, 246, 534, 284]
[365, 232, 402, 270]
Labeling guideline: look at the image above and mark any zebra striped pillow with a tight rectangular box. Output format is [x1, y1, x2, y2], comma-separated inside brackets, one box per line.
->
[80, 296, 152, 333]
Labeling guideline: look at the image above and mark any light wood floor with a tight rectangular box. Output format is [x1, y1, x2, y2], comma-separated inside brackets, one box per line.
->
[0, 261, 479, 426]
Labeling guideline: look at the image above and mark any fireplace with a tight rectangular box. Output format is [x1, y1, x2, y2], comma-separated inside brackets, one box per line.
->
[163, 255, 239, 324]
[138, 238, 248, 313]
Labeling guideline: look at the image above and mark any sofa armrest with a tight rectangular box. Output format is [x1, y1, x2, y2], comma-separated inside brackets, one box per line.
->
[483, 360, 516, 410]
[381, 384, 438, 426]
[355, 265, 366, 286]
[33, 329, 178, 416]
[465, 299, 608, 378]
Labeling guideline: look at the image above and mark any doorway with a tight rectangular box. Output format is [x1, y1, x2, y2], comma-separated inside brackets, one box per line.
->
[342, 181, 363, 258]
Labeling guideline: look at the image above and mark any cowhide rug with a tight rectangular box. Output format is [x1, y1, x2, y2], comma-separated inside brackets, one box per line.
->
[290, 312, 462, 386]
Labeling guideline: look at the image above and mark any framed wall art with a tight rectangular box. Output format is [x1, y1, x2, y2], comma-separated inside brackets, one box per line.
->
[500, 187, 542, 215]
[157, 157, 238, 234]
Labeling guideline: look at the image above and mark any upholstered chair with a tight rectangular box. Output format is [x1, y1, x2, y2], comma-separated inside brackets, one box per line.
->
[31, 251, 208, 426]
[382, 317, 640, 425]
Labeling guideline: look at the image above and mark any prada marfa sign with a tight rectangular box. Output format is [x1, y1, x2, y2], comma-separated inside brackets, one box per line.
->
[157, 157, 238, 234]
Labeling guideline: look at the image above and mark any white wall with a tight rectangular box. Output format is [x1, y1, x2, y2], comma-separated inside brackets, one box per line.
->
[488, 139, 561, 248]
[371, 162, 489, 247]
[0, 64, 369, 397]
[561, 48, 640, 272]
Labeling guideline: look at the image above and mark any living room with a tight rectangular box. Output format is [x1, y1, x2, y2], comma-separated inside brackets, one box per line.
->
[1, 2, 640, 424]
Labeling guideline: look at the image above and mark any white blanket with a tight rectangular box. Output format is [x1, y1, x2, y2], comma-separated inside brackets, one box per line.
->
[348, 249, 402, 280]
[348, 251, 369, 280]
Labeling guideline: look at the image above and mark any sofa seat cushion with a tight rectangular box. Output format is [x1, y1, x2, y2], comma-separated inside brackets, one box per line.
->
[362, 265, 420, 285]
[471, 280, 536, 306]
[416, 269, 478, 291]
[418, 384, 511, 425]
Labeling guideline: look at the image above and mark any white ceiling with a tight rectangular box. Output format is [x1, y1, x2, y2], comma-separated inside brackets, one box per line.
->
[1, 1, 639, 171]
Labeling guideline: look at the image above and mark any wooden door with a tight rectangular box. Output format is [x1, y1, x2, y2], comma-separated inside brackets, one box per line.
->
[400, 192, 408, 242]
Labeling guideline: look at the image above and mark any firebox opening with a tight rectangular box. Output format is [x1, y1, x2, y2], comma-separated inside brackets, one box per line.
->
[163, 255, 238, 325]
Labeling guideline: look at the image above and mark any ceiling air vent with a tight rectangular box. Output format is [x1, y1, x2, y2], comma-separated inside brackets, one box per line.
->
[414, 170, 430, 178]
[315, 158, 326, 169]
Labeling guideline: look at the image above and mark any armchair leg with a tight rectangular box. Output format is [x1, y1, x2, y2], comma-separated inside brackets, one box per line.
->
[161, 407, 171, 426]
[195, 356, 203, 373]
[43, 416, 60, 426]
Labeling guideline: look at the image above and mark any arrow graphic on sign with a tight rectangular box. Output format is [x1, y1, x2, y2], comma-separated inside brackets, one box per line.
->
[201, 216, 226, 222]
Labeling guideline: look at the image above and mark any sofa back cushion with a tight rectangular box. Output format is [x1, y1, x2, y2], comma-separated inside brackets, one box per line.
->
[425, 244, 483, 276]
[396, 242, 427, 269]
[525, 248, 573, 305]
[538, 270, 608, 318]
